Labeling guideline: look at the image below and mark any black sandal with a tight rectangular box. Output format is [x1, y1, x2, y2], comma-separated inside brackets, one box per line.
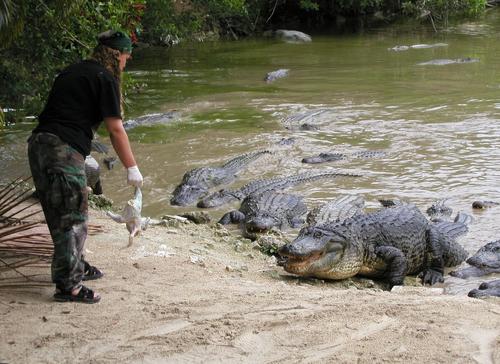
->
[54, 285, 101, 304]
[83, 260, 104, 281]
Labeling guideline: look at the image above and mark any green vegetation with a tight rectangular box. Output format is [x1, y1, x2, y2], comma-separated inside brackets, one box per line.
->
[0, 0, 144, 119]
[0, 0, 490, 123]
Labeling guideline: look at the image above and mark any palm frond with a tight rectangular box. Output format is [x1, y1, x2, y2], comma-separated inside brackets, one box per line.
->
[0, 176, 105, 288]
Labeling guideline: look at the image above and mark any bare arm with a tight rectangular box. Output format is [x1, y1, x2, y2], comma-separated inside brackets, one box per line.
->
[104, 117, 137, 168]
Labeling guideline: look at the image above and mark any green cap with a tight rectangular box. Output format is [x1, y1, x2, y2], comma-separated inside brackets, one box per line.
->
[97, 30, 132, 54]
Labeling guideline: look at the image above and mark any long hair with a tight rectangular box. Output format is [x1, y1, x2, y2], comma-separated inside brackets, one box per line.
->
[90, 44, 124, 118]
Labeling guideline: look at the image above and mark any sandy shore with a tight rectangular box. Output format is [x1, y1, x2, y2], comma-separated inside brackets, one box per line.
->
[1, 208, 499, 364]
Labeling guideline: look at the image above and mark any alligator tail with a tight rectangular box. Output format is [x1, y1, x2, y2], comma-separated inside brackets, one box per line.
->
[221, 150, 272, 171]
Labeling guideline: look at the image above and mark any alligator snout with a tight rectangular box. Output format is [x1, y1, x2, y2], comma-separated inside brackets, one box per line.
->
[278, 238, 324, 259]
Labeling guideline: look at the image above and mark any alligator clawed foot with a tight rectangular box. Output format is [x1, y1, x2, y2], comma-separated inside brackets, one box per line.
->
[419, 269, 444, 285]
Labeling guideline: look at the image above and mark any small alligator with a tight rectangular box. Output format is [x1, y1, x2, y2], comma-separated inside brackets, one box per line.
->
[278, 203, 469, 287]
[123, 111, 180, 130]
[107, 187, 150, 247]
[265, 69, 289, 83]
[197, 170, 361, 208]
[450, 240, 500, 278]
[302, 151, 386, 164]
[417, 58, 479, 66]
[219, 191, 307, 239]
[426, 199, 453, 221]
[171, 150, 271, 206]
[388, 43, 448, 51]
[472, 200, 499, 209]
[468, 279, 500, 298]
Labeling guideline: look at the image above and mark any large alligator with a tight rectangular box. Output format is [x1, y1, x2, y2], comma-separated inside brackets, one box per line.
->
[197, 170, 361, 208]
[218, 191, 307, 239]
[468, 279, 500, 298]
[302, 150, 386, 164]
[278, 203, 469, 287]
[450, 240, 500, 278]
[171, 150, 271, 206]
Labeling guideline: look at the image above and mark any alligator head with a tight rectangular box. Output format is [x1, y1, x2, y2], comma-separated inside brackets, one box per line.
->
[242, 214, 281, 240]
[277, 224, 361, 280]
[468, 279, 500, 298]
[450, 240, 500, 278]
[170, 183, 208, 206]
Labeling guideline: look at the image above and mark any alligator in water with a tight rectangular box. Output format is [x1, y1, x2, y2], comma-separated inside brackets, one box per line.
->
[388, 43, 448, 51]
[264, 29, 312, 43]
[171, 150, 271, 206]
[197, 170, 361, 208]
[450, 240, 500, 279]
[219, 191, 307, 239]
[468, 279, 500, 298]
[123, 111, 180, 130]
[265, 69, 289, 83]
[417, 58, 479, 66]
[426, 199, 453, 221]
[278, 203, 469, 287]
[472, 200, 499, 209]
[302, 150, 386, 164]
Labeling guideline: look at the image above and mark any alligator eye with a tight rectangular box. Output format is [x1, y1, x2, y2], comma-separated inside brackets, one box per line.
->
[313, 231, 323, 239]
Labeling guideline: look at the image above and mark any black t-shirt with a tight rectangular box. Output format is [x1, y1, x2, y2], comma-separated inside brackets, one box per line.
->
[35, 60, 121, 156]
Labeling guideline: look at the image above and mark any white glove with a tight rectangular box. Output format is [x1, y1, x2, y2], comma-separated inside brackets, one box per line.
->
[127, 166, 143, 187]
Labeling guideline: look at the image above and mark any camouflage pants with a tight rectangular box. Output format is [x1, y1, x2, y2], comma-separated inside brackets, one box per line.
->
[28, 132, 88, 291]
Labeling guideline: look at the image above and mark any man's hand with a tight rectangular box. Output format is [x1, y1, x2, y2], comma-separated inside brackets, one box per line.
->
[127, 165, 143, 187]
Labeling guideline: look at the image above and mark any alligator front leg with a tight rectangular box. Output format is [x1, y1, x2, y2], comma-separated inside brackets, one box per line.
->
[375, 246, 407, 287]
[420, 228, 444, 285]
[218, 210, 246, 225]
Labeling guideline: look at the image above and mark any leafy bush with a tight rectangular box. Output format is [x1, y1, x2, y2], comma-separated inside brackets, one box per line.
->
[0, 0, 144, 119]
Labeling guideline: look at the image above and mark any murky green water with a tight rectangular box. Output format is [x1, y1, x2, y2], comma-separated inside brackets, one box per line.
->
[2, 10, 499, 294]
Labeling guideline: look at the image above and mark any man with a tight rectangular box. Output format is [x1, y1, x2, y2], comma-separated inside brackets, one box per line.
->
[28, 30, 142, 303]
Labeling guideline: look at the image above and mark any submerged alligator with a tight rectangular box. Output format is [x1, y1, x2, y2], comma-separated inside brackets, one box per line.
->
[468, 279, 500, 298]
[219, 191, 307, 239]
[278, 203, 469, 287]
[417, 58, 479, 66]
[264, 29, 312, 43]
[171, 150, 271, 206]
[388, 43, 448, 51]
[302, 150, 386, 164]
[197, 170, 361, 208]
[472, 200, 499, 209]
[123, 111, 180, 130]
[265, 69, 289, 83]
[450, 240, 500, 279]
